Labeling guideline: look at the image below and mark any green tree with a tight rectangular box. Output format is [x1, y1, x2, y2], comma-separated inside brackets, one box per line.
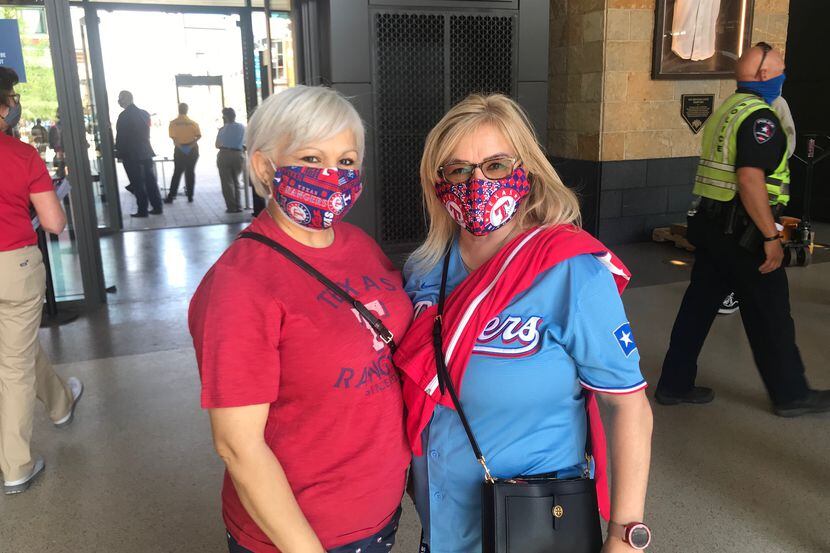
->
[2, 7, 59, 122]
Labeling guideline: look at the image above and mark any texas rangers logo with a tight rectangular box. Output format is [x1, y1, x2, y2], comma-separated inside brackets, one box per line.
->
[753, 118, 776, 144]
[444, 197, 465, 226]
[613, 322, 638, 357]
[486, 189, 518, 228]
[286, 201, 311, 224]
[328, 192, 346, 214]
[473, 315, 543, 358]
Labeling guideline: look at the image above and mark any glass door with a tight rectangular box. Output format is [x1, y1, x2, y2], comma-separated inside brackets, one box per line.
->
[71, 4, 121, 233]
[2, 3, 87, 301]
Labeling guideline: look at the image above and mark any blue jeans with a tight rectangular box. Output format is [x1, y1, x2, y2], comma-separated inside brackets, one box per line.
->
[227, 507, 402, 553]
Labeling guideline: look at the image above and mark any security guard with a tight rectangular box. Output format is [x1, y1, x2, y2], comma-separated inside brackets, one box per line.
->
[656, 43, 830, 417]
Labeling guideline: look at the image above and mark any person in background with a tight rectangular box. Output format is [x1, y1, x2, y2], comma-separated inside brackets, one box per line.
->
[47, 113, 64, 178]
[717, 93, 799, 317]
[30, 118, 47, 158]
[115, 90, 163, 217]
[215, 107, 246, 213]
[656, 43, 830, 416]
[0, 67, 84, 495]
[165, 102, 202, 204]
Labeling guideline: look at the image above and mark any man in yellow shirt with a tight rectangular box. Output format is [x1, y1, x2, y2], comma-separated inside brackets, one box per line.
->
[165, 103, 201, 203]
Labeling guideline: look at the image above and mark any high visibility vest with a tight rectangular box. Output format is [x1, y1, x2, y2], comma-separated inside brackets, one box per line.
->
[693, 93, 790, 205]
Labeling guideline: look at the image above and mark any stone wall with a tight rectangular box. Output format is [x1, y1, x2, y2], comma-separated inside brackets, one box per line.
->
[548, 0, 605, 160]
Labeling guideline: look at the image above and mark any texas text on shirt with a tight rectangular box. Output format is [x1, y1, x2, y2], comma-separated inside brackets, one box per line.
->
[403, 241, 646, 553]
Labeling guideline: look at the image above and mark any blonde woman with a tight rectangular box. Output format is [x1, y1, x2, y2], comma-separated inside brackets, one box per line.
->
[393, 94, 654, 553]
[190, 86, 411, 553]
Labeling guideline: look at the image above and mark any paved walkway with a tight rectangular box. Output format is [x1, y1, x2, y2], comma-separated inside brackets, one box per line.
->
[116, 157, 252, 231]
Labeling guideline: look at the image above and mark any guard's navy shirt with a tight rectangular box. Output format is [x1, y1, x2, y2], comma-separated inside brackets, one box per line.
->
[734, 88, 787, 174]
[404, 240, 647, 553]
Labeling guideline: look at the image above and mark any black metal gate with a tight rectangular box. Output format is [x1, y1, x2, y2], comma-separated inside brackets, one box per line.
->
[372, 10, 518, 247]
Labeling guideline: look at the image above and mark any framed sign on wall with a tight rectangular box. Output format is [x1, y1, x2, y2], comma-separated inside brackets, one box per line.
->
[652, 0, 755, 80]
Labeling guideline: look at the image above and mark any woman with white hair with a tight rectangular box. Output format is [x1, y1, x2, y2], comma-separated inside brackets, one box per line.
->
[189, 86, 412, 553]
[393, 94, 654, 553]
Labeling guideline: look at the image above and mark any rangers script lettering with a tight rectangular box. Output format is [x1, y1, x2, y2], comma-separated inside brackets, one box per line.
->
[473, 315, 543, 358]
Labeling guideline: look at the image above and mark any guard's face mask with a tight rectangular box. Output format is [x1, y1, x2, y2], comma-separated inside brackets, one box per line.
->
[738, 73, 786, 105]
[2, 98, 22, 129]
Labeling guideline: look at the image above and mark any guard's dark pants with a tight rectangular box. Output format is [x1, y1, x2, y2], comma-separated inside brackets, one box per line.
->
[122, 158, 162, 215]
[168, 144, 199, 199]
[658, 213, 809, 405]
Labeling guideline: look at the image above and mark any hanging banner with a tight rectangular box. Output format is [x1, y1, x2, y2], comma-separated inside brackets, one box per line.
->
[0, 19, 27, 82]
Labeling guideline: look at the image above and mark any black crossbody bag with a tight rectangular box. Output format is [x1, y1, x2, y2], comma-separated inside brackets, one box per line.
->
[432, 250, 603, 553]
[237, 231, 396, 350]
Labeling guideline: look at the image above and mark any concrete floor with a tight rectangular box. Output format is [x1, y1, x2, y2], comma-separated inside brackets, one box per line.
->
[1, 224, 829, 552]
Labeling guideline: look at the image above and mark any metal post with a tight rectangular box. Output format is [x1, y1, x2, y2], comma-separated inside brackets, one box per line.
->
[240, 1, 257, 212]
[240, 1, 258, 115]
[290, 0, 320, 86]
[83, 3, 123, 231]
[44, 0, 107, 304]
[263, 0, 274, 98]
[290, 0, 306, 85]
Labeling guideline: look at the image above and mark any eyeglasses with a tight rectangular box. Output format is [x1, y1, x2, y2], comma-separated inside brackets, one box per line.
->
[2, 93, 21, 107]
[438, 156, 520, 184]
[755, 42, 773, 78]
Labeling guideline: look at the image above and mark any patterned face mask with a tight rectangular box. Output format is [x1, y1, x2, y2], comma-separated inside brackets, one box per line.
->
[271, 165, 363, 230]
[435, 166, 530, 236]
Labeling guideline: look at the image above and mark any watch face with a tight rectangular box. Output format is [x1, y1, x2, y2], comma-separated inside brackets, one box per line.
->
[629, 525, 651, 549]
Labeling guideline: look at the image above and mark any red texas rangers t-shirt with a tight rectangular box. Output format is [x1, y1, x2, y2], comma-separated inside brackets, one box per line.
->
[189, 212, 413, 553]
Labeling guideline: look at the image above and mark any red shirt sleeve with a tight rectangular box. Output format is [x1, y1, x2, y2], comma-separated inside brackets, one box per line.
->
[27, 148, 54, 194]
[189, 263, 282, 409]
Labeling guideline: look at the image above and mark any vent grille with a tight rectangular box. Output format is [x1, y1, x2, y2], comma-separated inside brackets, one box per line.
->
[374, 13, 445, 244]
[373, 11, 516, 245]
[450, 15, 515, 104]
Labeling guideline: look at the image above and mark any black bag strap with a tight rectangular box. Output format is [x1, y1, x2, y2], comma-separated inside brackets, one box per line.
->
[238, 231, 396, 351]
[432, 246, 594, 483]
[432, 248, 495, 482]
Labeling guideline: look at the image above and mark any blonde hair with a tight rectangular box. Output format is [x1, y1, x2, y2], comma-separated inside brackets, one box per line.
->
[245, 85, 365, 199]
[410, 93, 581, 270]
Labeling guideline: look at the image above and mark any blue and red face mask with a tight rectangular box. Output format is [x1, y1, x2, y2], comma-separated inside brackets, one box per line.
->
[435, 166, 530, 236]
[271, 165, 363, 231]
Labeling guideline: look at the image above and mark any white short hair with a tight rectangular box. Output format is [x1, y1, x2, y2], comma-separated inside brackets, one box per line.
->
[246, 85, 365, 199]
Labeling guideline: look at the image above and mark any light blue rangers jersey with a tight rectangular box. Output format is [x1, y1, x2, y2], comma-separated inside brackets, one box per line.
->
[404, 239, 646, 553]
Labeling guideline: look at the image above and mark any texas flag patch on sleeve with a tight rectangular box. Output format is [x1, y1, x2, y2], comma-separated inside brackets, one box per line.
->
[613, 322, 638, 357]
[753, 118, 777, 144]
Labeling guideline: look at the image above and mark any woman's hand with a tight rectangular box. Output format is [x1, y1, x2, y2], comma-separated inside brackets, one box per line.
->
[601, 536, 631, 552]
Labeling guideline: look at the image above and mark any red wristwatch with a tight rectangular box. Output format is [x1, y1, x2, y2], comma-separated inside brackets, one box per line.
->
[608, 521, 652, 550]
